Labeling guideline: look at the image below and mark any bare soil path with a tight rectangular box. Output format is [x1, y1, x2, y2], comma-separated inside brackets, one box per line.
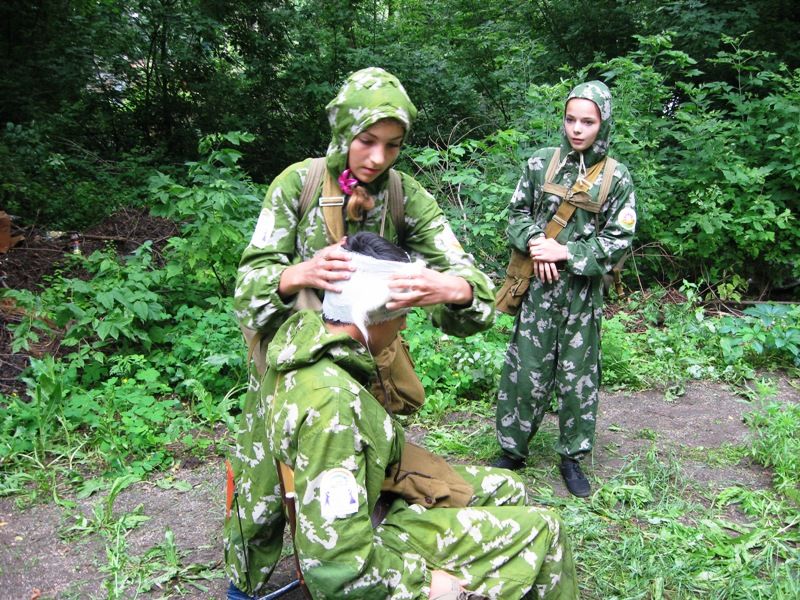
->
[2, 377, 797, 600]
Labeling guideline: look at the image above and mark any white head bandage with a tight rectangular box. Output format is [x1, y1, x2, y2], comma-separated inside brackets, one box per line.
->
[322, 250, 424, 342]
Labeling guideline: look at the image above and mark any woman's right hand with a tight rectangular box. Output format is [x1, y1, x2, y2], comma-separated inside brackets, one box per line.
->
[533, 259, 560, 283]
[528, 236, 562, 283]
[278, 239, 354, 299]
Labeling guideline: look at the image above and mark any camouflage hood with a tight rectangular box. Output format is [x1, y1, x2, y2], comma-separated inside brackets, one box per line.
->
[560, 80, 613, 168]
[266, 310, 374, 383]
[325, 67, 418, 190]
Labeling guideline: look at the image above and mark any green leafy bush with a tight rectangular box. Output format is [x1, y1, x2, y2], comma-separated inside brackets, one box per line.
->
[719, 304, 800, 367]
[404, 309, 514, 420]
[149, 131, 263, 295]
[0, 122, 150, 229]
[407, 129, 528, 277]
[1, 133, 258, 486]
[624, 36, 800, 291]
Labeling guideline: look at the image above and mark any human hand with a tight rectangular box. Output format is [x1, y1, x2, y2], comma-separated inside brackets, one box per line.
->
[533, 259, 560, 283]
[278, 238, 354, 298]
[429, 570, 463, 599]
[386, 268, 472, 310]
[528, 237, 568, 263]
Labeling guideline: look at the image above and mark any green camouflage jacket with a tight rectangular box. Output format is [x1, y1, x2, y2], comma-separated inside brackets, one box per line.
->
[263, 311, 414, 597]
[252, 311, 578, 600]
[234, 67, 494, 341]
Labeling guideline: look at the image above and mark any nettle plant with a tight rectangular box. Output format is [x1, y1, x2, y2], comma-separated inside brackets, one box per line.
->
[403, 309, 513, 420]
[407, 129, 526, 278]
[149, 131, 263, 295]
[1, 133, 259, 479]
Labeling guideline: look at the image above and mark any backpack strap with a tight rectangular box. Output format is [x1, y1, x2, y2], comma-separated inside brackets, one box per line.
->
[596, 157, 618, 206]
[387, 169, 405, 243]
[320, 169, 346, 242]
[299, 158, 327, 218]
[544, 157, 606, 239]
[544, 147, 561, 185]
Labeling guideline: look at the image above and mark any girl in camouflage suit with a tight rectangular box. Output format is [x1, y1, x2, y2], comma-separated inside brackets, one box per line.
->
[226, 68, 496, 597]
[494, 82, 637, 497]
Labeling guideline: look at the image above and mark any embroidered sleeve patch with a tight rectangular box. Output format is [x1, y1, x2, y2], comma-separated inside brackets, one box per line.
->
[617, 207, 637, 232]
[319, 468, 360, 520]
[251, 207, 275, 248]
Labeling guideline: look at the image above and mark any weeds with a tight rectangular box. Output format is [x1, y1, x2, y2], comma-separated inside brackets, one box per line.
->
[744, 401, 800, 502]
[523, 443, 800, 599]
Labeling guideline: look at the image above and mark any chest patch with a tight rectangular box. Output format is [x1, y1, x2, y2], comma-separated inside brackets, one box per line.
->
[319, 467, 360, 520]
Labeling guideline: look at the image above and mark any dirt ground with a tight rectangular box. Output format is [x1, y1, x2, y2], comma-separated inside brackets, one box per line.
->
[2, 377, 797, 600]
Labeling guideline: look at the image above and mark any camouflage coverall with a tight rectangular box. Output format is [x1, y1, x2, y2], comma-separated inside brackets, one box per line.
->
[496, 81, 637, 462]
[256, 310, 578, 599]
[225, 68, 495, 596]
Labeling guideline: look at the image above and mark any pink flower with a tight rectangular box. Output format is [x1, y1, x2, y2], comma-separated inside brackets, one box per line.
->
[338, 168, 359, 195]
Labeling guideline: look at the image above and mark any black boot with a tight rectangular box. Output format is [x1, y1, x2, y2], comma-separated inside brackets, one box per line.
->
[491, 453, 526, 471]
[559, 456, 591, 497]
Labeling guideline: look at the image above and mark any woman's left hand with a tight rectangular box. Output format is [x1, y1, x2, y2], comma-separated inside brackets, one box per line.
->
[386, 268, 472, 310]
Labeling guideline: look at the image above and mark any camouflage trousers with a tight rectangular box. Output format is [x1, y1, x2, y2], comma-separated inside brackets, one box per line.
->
[225, 373, 579, 598]
[376, 465, 578, 599]
[496, 273, 603, 460]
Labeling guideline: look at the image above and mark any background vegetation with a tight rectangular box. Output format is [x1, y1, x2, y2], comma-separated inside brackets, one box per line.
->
[1, 0, 798, 597]
[3, 0, 799, 293]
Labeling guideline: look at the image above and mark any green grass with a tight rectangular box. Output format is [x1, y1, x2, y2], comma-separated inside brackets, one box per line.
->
[679, 442, 750, 467]
[535, 446, 796, 598]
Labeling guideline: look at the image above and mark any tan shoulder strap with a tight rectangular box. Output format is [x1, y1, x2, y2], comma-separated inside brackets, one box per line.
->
[303, 158, 405, 244]
[544, 201, 576, 239]
[320, 170, 346, 242]
[297, 157, 346, 243]
[543, 155, 608, 240]
[387, 169, 405, 242]
[542, 148, 569, 197]
[299, 158, 327, 218]
[318, 167, 405, 245]
[597, 157, 618, 206]
[544, 147, 561, 184]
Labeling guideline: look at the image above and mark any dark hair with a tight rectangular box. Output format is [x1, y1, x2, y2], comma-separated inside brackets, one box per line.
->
[343, 232, 410, 263]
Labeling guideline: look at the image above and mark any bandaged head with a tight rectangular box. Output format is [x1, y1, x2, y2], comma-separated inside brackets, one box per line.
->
[322, 240, 423, 343]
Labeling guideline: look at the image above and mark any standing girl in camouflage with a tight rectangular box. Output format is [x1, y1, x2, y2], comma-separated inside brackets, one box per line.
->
[493, 81, 637, 497]
[226, 68, 495, 598]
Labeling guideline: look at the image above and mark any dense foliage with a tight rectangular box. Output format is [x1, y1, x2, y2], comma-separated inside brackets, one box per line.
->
[4, 0, 798, 293]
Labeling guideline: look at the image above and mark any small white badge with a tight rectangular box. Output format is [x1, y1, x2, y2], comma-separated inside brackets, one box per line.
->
[617, 207, 637, 232]
[319, 468, 360, 520]
[251, 207, 275, 248]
